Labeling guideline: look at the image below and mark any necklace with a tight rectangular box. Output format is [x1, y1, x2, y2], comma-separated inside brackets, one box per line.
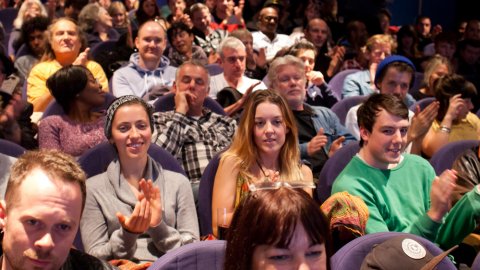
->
[255, 159, 279, 182]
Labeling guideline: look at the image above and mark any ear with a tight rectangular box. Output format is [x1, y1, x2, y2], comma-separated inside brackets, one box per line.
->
[172, 81, 177, 93]
[359, 126, 370, 144]
[0, 200, 7, 230]
[134, 36, 139, 49]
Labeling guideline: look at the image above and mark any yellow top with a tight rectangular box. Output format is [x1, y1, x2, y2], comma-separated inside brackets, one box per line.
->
[27, 60, 109, 112]
[432, 112, 480, 142]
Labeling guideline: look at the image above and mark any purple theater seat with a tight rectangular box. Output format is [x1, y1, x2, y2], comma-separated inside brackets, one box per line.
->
[89, 40, 118, 60]
[147, 240, 226, 270]
[331, 232, 456, 270]
[328, 69, 360, 100]
[206, 64, 223, 76]
[331, 96, 368, 125]
[472, 252, 480, 270]
[317, 141, 360, 204]
[429, 140, 479, 175]
[41, 92, 116, 119]
[197, 152, 222, 236]
[409, 97, 435, 112]
[153, 93, 226, 116]
[78, 142, 186, 178]
[0, 138, 26, 157]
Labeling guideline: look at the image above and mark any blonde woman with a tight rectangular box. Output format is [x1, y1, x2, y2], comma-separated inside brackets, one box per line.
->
[211, 90, 314, 236]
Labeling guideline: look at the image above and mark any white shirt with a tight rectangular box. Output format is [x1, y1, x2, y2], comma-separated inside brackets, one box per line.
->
[208, 73, 267, 99]
[252, 31, 294, 61]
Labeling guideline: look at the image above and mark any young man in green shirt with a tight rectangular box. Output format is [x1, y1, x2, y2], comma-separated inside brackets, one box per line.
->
[332, 93, 480, 249]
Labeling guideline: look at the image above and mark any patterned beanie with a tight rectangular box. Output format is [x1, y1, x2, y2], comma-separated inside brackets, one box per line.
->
[104, 95, 155, 139]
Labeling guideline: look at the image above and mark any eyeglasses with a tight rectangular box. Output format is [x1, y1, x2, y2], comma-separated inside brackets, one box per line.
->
[248, 181, 316, 192]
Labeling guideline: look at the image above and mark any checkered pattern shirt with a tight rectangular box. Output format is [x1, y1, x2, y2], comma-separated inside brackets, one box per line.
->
[152, 109, 237, 183]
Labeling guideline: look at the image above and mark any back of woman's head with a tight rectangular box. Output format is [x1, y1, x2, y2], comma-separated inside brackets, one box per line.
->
[226, 90, 300, 179]
[225, 188, 332, 270]
[46, 65, 90, 114]
[434, 74, 477, 121]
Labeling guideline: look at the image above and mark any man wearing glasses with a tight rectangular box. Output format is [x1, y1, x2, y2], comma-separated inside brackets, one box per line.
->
[252, 6, 293, 61]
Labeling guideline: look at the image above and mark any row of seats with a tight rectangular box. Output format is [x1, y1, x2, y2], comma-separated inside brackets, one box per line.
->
[144, 232, 466, 269]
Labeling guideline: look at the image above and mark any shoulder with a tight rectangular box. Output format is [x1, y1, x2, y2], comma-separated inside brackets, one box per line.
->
[39, 115, 67, 126]
[64, 248, 115, 270]
[402, 154, 433, 172]
[86, 171, 110, 191]
[85, 60, 103, 70]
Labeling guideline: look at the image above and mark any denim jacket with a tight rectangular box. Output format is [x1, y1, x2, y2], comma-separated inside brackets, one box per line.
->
[299, 103, 357, 159]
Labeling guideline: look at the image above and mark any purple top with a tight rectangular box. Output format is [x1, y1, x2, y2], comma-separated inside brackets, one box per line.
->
[39, 114, 107, 157]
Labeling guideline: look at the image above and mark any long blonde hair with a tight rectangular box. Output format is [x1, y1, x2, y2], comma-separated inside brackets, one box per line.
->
[221, 90, 304, 182]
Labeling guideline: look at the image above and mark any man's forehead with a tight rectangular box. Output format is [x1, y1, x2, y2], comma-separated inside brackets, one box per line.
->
[139, 22, 164, 36]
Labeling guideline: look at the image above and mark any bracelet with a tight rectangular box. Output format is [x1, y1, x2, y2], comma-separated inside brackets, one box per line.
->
[439, 126, 451, 134]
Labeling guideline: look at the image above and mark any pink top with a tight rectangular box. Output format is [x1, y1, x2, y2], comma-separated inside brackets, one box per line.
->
[39, 114, 107, 157]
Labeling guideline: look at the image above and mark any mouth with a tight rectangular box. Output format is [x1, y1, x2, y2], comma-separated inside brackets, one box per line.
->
[388, 148, 402, 154]
[28, 257, 52, 267]
[127, 142, 144, 150]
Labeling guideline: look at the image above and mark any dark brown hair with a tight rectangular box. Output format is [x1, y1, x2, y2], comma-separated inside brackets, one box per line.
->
[434, 74, 477, 122]
[224, 188, 332, 270]
[357, 93, 409, 147]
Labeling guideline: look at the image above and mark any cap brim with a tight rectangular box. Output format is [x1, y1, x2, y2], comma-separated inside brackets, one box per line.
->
[420, 245, 458, 270]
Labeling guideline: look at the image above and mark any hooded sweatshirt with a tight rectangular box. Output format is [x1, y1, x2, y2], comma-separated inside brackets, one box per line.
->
[112, 53, 177, 98]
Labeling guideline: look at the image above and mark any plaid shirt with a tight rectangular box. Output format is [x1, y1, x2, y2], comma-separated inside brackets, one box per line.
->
[152, 109, 237, 183]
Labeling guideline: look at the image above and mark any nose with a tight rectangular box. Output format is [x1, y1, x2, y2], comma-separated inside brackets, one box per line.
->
[35, 232, 55, 250]
[129, 126, 140, 138]
[264, 121, 274, 134]
[296, 257, 311, 270]
[392, 129, 403, 143]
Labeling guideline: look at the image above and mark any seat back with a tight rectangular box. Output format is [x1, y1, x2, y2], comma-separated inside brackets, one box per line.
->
[89, 40, 118, 61]
[78, 142, 185, 178]
[147, 240, 226, 270]
[0, 8, 18, 34]
[472, 252, 480, 270]
[206, 64, 223, 76]
[0, 139, 26, 157]
[328, 69, 360, 100]
[331, 232, 457, 270]
[197, 153, 222, 236]
[317, 142, 360, 204]
[429, 140, 479, 175]
[41, 92, 116, 119]
[409, 97, 435, 112]
[153, 93, 226, 116]
[409, 72, 425, 94]
[331, 96, 368, 125]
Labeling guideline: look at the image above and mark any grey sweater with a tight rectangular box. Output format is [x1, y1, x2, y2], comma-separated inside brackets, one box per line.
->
[80, 157, 199, 262]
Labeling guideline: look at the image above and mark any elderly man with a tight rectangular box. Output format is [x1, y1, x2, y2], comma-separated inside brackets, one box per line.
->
[252, 6, 293, 61]
[153, 61, 236, 196]
[112, 20, 176, 101]
[268, 55, 356, 176]
[209, 37, 266, 114]
[0, 149, 114, 269]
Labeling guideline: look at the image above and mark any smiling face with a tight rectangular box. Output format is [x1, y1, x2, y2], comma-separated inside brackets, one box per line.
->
[1, 168, 82, 270]
[98, 7, 113, 28]
[272, 65, 306, 111]
[110, 103, 152, 162]
[171, 30, 194, 54]
[135, 21, 167, 68]
[49, 19, 82, 59]
[76, 71, 105, 107]
[251, 222, 327, 270]
[359, 109, 409, 169]
[253, 102, 288, 159]
[192, 8, 211, 32]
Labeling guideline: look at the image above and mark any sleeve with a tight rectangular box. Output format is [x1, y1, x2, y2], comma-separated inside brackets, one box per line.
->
[112, 69, 134, 97]
[436, 187, 480, 249]
[345, 106, 360, 140]
[38, 117, 62, 150]
[87, 61, 109, 92]
[80, 184, 139, 260]
[148, 176, 199, 253]
[325, 109, 357, 151]
[342, 74, 361, 98]
[152, 112, 190, 158]
[27, 64, 52, 111]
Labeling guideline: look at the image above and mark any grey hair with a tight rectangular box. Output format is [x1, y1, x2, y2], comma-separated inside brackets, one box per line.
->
[13, 0, 48, 29]
[189, 2, 209, 15]
[218, 37, 246, 59]
[267, 55, 306, 89]
[175, 61, 211, 86]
